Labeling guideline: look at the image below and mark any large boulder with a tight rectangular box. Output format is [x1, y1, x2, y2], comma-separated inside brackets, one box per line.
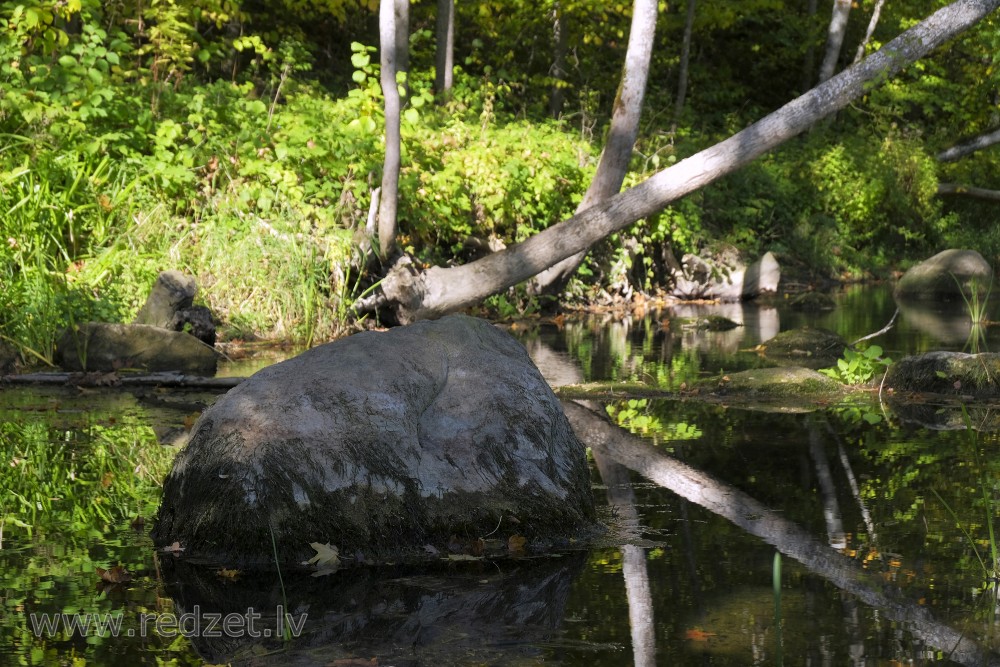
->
[894, 249, 993, 302]
[55, 322, 219, 373]
[152, 315, 596, 567]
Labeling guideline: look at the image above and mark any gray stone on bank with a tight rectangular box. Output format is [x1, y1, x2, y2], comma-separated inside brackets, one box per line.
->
[894, 249, 993, 302]
[134, 270, 197, 327]
[152, 315, 596, 567]
[55, 322, 219, 373]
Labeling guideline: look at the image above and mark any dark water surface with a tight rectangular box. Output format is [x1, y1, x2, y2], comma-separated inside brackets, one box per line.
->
[4, 285, 1000, 666]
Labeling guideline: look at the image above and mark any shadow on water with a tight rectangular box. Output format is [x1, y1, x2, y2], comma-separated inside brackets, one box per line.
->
[9, 285, 1000, 664]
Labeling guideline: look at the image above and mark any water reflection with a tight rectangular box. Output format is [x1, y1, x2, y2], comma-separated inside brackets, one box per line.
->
[562, 400, 1000, 666]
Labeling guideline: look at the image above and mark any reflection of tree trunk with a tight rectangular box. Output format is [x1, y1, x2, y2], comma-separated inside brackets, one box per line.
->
[592, 454, 656, 667]
[561, 400, 1000, 666]
[549, 2, 570, 118]
[818, 0, 852, 83]
[830, 423, 877, 540]
[673, 0, 696, 130]
[434, 0, 455, 98]
[524, 340, 655, 666]
[808, 420, 845, 549]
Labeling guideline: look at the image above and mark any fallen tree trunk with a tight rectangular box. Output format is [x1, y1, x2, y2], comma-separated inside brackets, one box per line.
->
[937, 126, 1000, 162]
[937, 182, 1000, 202]
[364, 0, 1000, 323]
[1, 371, 245, 389]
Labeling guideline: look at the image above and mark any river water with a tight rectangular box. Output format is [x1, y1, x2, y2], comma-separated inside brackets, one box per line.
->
[3, 284, 1000, 666]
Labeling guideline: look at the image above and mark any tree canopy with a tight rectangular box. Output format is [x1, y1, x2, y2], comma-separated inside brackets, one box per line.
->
[0, 0, 998, 348]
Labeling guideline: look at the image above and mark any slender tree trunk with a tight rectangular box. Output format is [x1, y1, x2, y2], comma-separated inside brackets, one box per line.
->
[549, 2, 570, 118]
[937, 127, 1000, 161]
[395, 0, 410, 99]
[529, 0, 659, 296]
[802, 0, 819, 91]
[361, 0, 1000, 323]
[818, 0, 852, 83]
[673, 0, 697, 129]
[434, 0, 455, 98]
[852, 0, 886, 64]
[378, 0, 402, 259]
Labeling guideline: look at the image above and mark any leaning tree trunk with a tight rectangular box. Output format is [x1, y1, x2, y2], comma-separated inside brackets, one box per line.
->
[362, 0, 1000, 323]
[378, 0, 402, 259]
[818, 0, 852, 83]
[434, 0, 455, 98]
[529, 0, 659, 296]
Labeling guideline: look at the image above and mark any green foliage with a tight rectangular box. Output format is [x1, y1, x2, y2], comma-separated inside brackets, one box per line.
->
[819, 345, 892, 386]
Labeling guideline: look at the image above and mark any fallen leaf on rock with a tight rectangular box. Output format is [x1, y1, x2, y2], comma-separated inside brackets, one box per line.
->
[307, 542, 341, 568]
[684, 628, 717, 641]
[97, 565, 133, 584]
[161, 541, 185, 554]
[215, 568, 241, 580]
[507, 534, 527, 553]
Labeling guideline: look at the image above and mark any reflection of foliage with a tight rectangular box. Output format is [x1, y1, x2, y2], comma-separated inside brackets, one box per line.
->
[605, 399, 702, 443]
[819, 345, 892, 386]
[0, 421, 176, 538]
[0, 416, 192, 664]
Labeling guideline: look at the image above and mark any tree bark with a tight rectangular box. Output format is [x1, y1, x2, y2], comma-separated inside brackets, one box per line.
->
[673, 0, 697, 128]
[937, 127, 1000, 161]
[549, 2, 570, 118]
[852, 0, 887, 64]
[434, 0, 455, 98]
[395, 0, 410, 99]
[818, 0, 852, 83]
[363, 0, 1000, 323]
[937, 182, 1000, 202]
[529, 0, 659, 296]
[378, 0, 402, 259]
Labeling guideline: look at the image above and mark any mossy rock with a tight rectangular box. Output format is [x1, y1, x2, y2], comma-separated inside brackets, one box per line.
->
[711, 367, 847, 400]
[762, 327, 846, 369]
[788, 292, 836, 312]
[885, 351, 1000, 398]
